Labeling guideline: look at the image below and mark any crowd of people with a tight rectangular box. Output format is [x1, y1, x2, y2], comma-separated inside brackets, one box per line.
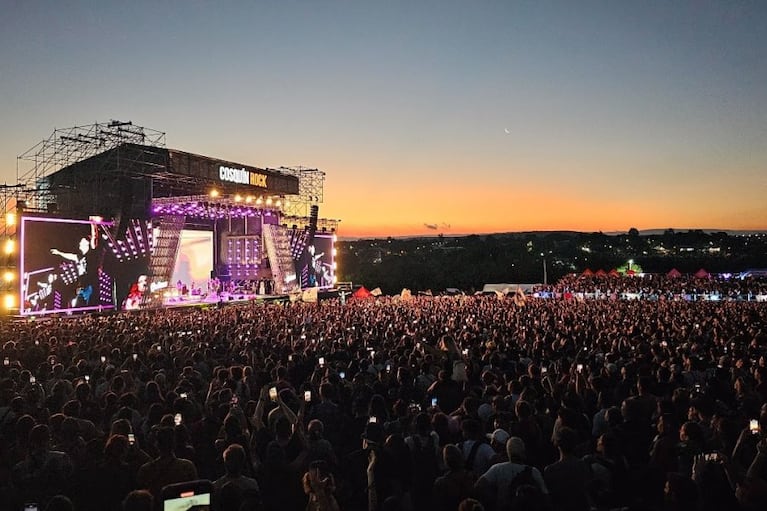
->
[534, 274, 767, 301]
[1, 282, 767, 511]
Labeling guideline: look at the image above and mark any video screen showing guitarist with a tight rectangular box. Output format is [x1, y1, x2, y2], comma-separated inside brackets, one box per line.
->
[50, 221, 101, 307]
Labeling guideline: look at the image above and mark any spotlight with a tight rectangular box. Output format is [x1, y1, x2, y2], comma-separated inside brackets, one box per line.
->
[266, 197, 273, 206]
[245, 196, 254, 203]
[3, 294, 15, 309]
[234, 194, 243, 202]
[5, 213, 16, 227]
[210, 189, 220, 198]
[256, 197, 263, 205]
[3, 271, 14, 283]
[4, 239, 14, 255]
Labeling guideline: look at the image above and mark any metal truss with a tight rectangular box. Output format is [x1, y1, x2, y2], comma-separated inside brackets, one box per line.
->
[15, 120, 165, 212]
[276, 166, 325, 218]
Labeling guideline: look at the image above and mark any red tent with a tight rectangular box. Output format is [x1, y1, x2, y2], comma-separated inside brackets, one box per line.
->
[667, 268, 682, 279]
[580, 268, 594, 278]
[352, 286, 372, 298]
[595, 269, 607, 278]
[608, 269, 620, 278]
[694, 268, 710, 279]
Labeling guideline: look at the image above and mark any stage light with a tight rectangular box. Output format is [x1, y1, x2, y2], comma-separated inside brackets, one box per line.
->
[256, 197, 263, 205]
[234, 194, 243, 202]
[4, 239, 15, 255]
[266, 197, 273, 206]
[276, 200, 282, 207]
[3, 294, 16, 309]
[210, 189, 220, 198]
[3, 271, 14, 283]
[5, 213, 16, 227]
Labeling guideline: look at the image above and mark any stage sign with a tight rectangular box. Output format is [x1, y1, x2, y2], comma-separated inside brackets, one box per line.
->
[168, 150, 299, 195]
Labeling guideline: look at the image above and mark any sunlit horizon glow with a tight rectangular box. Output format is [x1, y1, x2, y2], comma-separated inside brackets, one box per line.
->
[1, 1, 765, 238]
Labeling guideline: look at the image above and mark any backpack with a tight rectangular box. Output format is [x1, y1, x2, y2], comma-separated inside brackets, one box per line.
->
[506, 465, 539, 505]
[411, 434, 439, 488]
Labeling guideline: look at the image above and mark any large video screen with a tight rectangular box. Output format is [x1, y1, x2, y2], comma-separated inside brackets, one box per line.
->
[297, 234, 335, 289]
[171, 229, 213, 288]
[20, 216, 151, 315]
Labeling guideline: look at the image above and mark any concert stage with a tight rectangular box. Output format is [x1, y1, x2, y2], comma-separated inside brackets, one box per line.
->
[4, 121, 339, 317]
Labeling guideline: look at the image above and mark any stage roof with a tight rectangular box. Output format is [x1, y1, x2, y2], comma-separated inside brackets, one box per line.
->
[45, 143, 299, 197]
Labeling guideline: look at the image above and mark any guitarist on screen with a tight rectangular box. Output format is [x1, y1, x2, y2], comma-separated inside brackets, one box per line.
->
[50, 222, 100, 307]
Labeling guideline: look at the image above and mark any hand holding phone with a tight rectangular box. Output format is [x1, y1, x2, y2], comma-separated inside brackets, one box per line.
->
[304, 390, 312, 402]
[269, 387, 278, 401]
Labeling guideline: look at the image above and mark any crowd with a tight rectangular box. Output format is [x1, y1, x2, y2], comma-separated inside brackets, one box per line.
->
[1, 286, 767, 511]
[534, 274, 767, 301]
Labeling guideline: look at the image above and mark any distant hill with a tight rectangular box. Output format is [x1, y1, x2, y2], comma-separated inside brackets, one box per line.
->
[339, 228, 766, 241]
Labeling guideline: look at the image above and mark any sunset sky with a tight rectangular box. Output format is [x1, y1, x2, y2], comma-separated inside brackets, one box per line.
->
[1, 1, 765, 237]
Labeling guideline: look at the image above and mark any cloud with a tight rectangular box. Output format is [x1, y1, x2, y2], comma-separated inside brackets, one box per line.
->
[424, 223, 438, 230]
[441, 223, 451, 229]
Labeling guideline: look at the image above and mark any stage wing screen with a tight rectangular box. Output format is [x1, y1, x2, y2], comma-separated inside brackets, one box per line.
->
[297, 234, 335, 289]
[171, 229, 214, 289]
[20, 217, 111, 315]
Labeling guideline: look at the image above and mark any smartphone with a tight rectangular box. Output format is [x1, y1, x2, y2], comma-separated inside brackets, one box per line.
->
[541, 367, 548, 374]
[128, 433, 135, 445]
[304, 390, 312, 402]
[174, 413, 182, 426]
[339, 371, 346, 379]
[3, 357, 8, 366]
[269, 387, 278, 401]
[231, 395, 238, 406]
[161, 480, 212, 511]
[462, 349, 469, 356]
[750, 419, 760, 434]
[157, 345, 162, 351]
[318, 357, 325, 367]
[180, 393, 188, 399]
[24, 504, 39, 511]
[369, 416, 377, 424]
[386, 364, 391, 373]
[431, 397, 438, 407]
[704, 452, 719, 462]
[132, 353, 138, 361]
[288, 355, 293, 362]
[84, 375, 89, 382]
[577, 364, 584, 373]
[370, 350, 375, 358]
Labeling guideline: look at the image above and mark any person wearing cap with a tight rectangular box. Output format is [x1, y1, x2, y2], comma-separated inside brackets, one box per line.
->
[474, 436, 548, 511]
[486, 428, 510, 465]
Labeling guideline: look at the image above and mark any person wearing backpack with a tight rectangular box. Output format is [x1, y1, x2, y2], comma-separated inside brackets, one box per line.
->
[474, 436, 548, 511]
[458, 419, 495, 477]
[405, 412, 440, 509]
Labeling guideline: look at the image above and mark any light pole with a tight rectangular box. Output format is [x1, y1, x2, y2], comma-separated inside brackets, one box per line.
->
[541, 253, 547, 285]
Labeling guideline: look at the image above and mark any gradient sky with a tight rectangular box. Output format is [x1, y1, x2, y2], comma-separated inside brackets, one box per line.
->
[1, 1, 765, 237]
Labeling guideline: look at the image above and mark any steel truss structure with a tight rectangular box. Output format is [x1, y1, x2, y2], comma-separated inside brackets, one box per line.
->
[15, 120, 166, 213]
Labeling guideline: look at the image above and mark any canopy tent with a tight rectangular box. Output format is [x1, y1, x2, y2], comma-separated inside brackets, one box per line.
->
[352, 286, 372, 298]
[608, 269, 620, 278]
[667, 268, 682, 279]
[594, 269, 607, 278]
[694, 268, 710, 279]
[580, 268, 594, 277]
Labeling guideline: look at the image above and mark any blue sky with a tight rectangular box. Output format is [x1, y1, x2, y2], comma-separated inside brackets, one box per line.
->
[1, 1, 765, 236]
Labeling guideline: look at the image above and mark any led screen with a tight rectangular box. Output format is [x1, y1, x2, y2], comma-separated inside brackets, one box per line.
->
[297, 234, 335, 289]
[171, 230, 213, 289]
[20, 216, 151, 315]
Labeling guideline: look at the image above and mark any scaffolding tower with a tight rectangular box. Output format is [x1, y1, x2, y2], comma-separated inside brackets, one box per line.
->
[15, 120, 166, 213]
